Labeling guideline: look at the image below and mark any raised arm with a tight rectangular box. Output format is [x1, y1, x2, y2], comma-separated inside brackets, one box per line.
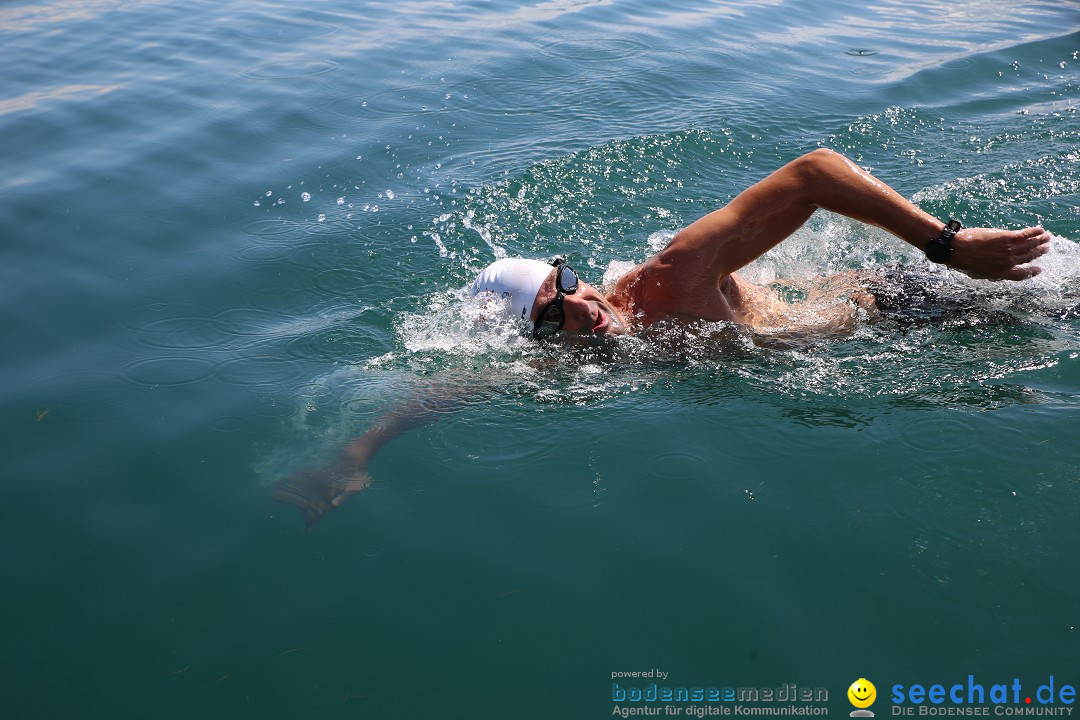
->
[663, 148, 1050, 281]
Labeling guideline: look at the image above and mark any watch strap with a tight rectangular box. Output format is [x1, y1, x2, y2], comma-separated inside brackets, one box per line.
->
[925, 219, 962, 264]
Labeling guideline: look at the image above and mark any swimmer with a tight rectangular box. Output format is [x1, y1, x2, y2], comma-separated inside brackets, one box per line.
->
[274, 148, 1051, 526]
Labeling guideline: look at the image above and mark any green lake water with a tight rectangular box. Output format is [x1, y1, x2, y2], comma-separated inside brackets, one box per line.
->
[2, 0, 1079, 717]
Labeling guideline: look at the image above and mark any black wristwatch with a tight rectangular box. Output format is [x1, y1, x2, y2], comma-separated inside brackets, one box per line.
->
[925, 219, 962, 264]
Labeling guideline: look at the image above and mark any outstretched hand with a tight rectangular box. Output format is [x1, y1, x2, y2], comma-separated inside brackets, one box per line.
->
[273, 453, 372, 529]
[949, 226, 1051, 281]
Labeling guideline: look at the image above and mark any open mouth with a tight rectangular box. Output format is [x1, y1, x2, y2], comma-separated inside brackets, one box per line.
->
[593, 307, 609, 334]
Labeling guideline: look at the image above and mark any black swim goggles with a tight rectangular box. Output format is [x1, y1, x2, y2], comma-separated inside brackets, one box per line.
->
[532, 259, 580, 339]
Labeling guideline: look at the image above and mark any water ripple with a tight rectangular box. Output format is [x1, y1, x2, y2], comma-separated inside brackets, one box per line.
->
[121, 302, 221, 351]
[539, 37, 650, 63]
[239, 60, 340, 80]
[213, 354, 310, 390]
[645, 450, 710, 482]
[123, 355, 218, 388]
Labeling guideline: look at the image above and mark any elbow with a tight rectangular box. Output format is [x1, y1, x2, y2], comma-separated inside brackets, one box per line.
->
[787, 148, 851, 208]
[792, 148, 845, 179]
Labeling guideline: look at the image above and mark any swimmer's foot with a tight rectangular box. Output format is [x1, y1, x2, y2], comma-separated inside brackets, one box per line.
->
[273, 459, 371, 530]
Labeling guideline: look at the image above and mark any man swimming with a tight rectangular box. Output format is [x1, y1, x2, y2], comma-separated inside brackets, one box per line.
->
[274, 148, 1051, 526]
[472, 149, 1048, 341]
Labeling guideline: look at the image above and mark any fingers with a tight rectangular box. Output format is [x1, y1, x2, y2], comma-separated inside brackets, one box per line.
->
[1004, 228, 1050, 273]
[962, 263, 1042, 282]
[1001, 265, 1042, 282]
[1010, 237, 1049, 265]
[964, 226, 1051, 279]
[1015, 227, 1050, 245]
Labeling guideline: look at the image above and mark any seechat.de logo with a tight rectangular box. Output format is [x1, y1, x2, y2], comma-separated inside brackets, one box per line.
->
[849, 678, 878, 718]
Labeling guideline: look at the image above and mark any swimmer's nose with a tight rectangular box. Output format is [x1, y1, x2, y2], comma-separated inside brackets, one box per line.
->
[563, 293, 593, 328]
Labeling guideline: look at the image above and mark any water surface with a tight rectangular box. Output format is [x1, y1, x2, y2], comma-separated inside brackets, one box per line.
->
[2, 0, 1079, 717]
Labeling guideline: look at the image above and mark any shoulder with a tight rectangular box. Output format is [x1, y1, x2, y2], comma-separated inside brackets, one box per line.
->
[608, 254, 731, 325]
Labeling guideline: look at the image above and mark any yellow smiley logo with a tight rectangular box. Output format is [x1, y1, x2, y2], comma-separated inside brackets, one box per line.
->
[848, 678, 877, 709]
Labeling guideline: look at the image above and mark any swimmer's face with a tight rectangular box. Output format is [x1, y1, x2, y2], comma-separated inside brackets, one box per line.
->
[531, 267, 626, 338]
[847, 679, 876, 709]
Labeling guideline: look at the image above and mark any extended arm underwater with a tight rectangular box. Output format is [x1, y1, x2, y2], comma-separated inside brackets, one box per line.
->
[273, 371, 488, 528]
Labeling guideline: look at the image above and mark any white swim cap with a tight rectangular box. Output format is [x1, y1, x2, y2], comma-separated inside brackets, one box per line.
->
[472, 258, 554, 325]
